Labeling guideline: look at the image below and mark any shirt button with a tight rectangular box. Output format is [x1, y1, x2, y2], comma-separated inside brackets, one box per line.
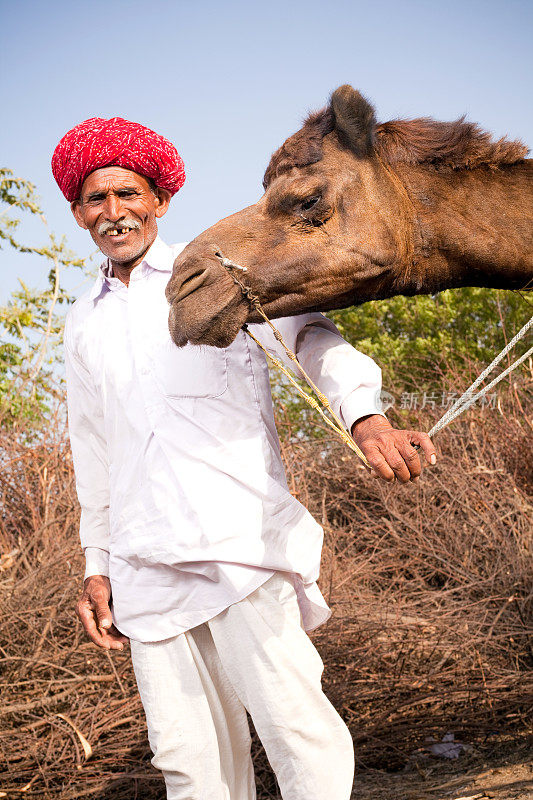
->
[139, 366, 150, 376]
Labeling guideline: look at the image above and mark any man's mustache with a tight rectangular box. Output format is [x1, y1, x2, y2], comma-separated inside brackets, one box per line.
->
[98, 218, 141, 235]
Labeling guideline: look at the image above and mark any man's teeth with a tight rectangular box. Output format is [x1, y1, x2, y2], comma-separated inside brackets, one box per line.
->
[106, 227, 132, 236]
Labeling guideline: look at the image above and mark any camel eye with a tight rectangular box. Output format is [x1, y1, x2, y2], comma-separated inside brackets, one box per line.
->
[300, 195, 320, 212]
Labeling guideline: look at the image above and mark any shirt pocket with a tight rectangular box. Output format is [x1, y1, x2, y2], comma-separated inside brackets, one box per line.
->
[153, 339, 228, 399]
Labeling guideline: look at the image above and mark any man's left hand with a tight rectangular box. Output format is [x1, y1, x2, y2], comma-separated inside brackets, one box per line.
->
[351, 414, 436, 484]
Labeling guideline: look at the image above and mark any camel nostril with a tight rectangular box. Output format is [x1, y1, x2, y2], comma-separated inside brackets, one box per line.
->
[174, 267, 209, 303]
[181, 269, 205, 288]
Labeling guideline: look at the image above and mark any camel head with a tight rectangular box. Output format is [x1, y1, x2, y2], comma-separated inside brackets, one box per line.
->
[166, 85, 409, 347]
[166, 85, 530, 347]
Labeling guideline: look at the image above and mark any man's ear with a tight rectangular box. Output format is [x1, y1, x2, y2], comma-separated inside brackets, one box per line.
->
[154, 188, 172, 219]
[71, 200, 88, 229]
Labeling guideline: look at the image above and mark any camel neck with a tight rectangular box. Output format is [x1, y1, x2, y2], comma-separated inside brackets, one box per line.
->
[393, 161, 533, 296]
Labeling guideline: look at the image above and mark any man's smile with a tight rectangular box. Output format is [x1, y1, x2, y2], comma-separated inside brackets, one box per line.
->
[105, 225, 134, 237]
[96, 216, 143, 248]
[102, 226, 136, 242]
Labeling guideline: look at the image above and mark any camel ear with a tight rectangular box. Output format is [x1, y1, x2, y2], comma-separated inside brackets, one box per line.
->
[330, 85, 376, 156]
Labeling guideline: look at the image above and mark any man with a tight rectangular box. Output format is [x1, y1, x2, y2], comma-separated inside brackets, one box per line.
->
[53, 116, 436, 800]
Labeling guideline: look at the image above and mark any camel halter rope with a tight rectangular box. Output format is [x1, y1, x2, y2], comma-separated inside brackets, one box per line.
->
[216, 254, 371, 468]
[426, 314, 533, 437]
[216, 253, 533, 459]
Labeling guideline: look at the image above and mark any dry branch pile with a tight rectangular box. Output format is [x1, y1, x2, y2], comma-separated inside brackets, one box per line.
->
[0, 379, 532, 799]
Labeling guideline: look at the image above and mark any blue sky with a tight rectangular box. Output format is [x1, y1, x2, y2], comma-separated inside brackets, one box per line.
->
[1, 0, 531, 302]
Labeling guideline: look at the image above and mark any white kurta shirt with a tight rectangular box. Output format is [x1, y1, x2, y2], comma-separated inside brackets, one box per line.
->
[64, 236, 383, 642]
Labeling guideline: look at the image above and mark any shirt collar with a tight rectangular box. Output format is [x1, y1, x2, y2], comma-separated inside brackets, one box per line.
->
[88, 235, 174, 301]
[141, 235, 175, 273]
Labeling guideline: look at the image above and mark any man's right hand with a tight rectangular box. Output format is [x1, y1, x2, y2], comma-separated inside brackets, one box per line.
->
[76, 575, 129, 650]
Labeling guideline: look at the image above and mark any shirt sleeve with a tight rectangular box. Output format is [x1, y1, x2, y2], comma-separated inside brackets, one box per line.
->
[247, 313, 385, 432]
[64, 311, 110, 580]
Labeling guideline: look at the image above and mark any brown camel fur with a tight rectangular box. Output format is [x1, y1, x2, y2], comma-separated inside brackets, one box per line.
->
[166, 85, 533, 347]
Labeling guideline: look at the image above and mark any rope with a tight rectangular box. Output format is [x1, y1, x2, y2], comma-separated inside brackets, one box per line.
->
[217, 256, 371, 468]
[216, 253, 532, 458]
[243, 326, 370, 464]
[428, 315, 533, 437]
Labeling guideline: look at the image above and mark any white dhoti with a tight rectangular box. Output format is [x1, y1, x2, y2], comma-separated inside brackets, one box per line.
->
[130, 572, 354, 799]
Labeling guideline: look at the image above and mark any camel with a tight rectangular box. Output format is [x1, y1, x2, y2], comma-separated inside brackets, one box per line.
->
[166, 85, 533, 348]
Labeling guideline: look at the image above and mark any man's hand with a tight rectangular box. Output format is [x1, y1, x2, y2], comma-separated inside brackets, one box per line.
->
[76, 575, 129, 650]
[351, 414, 436, 484]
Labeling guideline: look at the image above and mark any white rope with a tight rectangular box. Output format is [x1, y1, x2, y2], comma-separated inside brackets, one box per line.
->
[428, 315, 533, 438]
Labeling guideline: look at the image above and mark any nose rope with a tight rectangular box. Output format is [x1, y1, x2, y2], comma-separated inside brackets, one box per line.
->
[215, 253, 372, 468]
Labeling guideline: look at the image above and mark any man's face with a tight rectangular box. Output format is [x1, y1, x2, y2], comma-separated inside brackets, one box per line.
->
[71, 166, 171, 264]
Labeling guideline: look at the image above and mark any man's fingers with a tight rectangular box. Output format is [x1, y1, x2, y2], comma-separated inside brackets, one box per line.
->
[94, 625, 127, 650]
[77, 586, 126, 650]
[364, 445, 396, 482]
[98, 623, 129, 649]
[77, 599, 108, 648]
[396, 440, 422, 481]
[84, 581, 113, 629]
[107, 624, 129, 645]
[93, 596, 113, 630]
[382, 446, 412, 484]
[408, 432, 437, 466]
[78, 603, 126, 650]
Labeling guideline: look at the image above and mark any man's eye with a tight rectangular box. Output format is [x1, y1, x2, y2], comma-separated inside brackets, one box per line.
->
[300, 195, 320, 212]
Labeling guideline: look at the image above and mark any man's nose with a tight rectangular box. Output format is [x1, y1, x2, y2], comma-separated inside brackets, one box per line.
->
[103, 194, 124, 220]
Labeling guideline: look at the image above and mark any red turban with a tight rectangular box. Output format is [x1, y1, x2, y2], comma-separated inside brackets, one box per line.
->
[51, 117, 186, 201]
